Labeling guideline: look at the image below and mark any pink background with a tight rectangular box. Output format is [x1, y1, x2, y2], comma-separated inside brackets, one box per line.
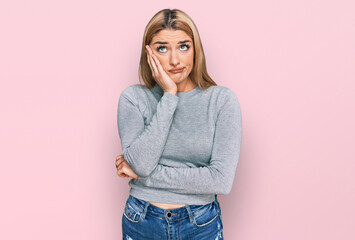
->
[1, 0, 354, 239]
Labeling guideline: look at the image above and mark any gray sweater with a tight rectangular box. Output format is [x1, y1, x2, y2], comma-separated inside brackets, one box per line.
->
[117, 83, 242, 205]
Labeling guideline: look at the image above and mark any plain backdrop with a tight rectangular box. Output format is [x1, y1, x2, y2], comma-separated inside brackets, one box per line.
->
[0, 0, 354, 239]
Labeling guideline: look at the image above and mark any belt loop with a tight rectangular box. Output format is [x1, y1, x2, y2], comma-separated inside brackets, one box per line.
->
[185, 205, 194, 223]
[215, 194, 222, 216]
[215, 195, 220, 209]
[141, 200, 150, 220]
[215, 194, 219, 207]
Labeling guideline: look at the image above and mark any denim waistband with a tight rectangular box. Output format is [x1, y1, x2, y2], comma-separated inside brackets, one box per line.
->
[126, 194, 221, 223]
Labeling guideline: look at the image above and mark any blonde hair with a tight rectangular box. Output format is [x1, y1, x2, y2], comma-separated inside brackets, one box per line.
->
[138, 9, 217, 90]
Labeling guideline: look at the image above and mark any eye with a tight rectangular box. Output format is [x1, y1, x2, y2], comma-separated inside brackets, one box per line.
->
[156, 44, 191, 53]
[180, 44, 190, 51]
[157, 46, 167, 53]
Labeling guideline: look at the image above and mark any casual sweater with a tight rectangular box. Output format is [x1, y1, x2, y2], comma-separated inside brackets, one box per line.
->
[117, 82, 242, 205]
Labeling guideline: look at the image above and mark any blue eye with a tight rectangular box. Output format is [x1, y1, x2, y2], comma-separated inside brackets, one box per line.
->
[156, 44, 191, 53]
[180, 44, 190, 51]
[157, 46, 167, 52]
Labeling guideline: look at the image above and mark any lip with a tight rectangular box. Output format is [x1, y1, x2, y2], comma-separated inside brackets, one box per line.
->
[169, 67, 184, 73]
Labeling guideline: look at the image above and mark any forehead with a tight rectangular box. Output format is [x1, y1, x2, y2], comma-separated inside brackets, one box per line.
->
[151, 29, 192, 44]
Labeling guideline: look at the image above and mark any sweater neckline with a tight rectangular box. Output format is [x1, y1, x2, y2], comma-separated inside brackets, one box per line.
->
[151, 83, 200, 99]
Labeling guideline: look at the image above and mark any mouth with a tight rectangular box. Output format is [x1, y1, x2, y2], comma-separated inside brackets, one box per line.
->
[169, 67, 184, 73]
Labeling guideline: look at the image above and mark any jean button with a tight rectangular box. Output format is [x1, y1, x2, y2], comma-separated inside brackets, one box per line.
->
[166, 212, 172, 217]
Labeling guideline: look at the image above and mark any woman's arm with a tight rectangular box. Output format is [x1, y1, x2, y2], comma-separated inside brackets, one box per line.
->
[137, 89, 242, 195]
[117, 86, 178, 177]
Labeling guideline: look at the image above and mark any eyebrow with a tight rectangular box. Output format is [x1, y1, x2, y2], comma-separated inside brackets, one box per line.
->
[152, 40, 191, 45]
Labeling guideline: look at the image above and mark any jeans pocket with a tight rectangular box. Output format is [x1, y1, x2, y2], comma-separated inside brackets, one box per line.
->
[191, 201, 220, 228]
[123, 196, 143, 224]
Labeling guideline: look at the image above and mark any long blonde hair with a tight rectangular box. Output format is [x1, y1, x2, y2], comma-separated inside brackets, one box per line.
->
[138, 9, 217, 90]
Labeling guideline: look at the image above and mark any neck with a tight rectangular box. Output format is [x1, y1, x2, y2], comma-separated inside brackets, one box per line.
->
[176, 79, 197, 93]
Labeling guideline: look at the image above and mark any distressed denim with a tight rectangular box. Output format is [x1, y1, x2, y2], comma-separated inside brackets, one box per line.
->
[122, 195, 224, 240]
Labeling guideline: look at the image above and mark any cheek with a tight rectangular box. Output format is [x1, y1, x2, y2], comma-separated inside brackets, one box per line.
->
[156, 55, 168, 66]
[185, 53, 194, 66]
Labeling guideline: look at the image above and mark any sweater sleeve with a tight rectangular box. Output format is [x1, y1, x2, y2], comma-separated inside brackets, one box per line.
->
[117, 86, 179, 177]
[137, 89, 242, 195]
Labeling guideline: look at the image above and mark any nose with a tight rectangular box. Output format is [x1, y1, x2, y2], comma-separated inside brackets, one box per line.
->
[169, 49, 180, 66]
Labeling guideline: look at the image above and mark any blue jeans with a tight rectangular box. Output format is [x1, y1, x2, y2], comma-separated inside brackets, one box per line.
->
[122, 195, 224, 240]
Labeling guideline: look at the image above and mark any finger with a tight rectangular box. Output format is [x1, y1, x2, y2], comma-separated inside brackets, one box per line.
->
[117, 167, 125, 176]
[147, 46, 158, 73]
[146, 44, 153, 57]
[118, 172, 129, 178]
[118, 171, 127, 177]
[116, 156, 124, 163]
[116, 159, 124, 168]
[145, 46, 154, 73]
[150, 55, 158, 74]
[122, 165, 139, 180]
[151, 54, 164, 73]
[116, 155, 124, 162]
[116, 157, 123, 166]
[118, 164, 131, 177]
[116, 159, 138, 180]
[117, 162, 124, 170]
[117, 167, 130, 178]
[116, 154, 123, 160]
[120, 162, 129, 171]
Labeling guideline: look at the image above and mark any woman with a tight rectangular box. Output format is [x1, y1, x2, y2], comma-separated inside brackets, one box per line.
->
[116, 8, 242, 240]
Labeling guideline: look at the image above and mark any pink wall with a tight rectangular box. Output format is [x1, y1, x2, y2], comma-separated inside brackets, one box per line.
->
[1, 1, 354, 239]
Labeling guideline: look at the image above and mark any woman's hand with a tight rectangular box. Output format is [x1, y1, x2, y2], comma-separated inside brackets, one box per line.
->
[115, 154, 138, 180]
[145, 45, 177, 95]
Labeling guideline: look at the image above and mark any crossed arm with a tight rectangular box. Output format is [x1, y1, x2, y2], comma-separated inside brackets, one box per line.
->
[117, 86, 179, 177]
[117, 87, 242, 195]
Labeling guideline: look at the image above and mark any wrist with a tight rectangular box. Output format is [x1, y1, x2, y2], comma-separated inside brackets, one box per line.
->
[165, 91, 177, 96]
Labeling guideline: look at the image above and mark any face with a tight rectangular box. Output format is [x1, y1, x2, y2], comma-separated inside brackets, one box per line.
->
[149, 29, 194, 84]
